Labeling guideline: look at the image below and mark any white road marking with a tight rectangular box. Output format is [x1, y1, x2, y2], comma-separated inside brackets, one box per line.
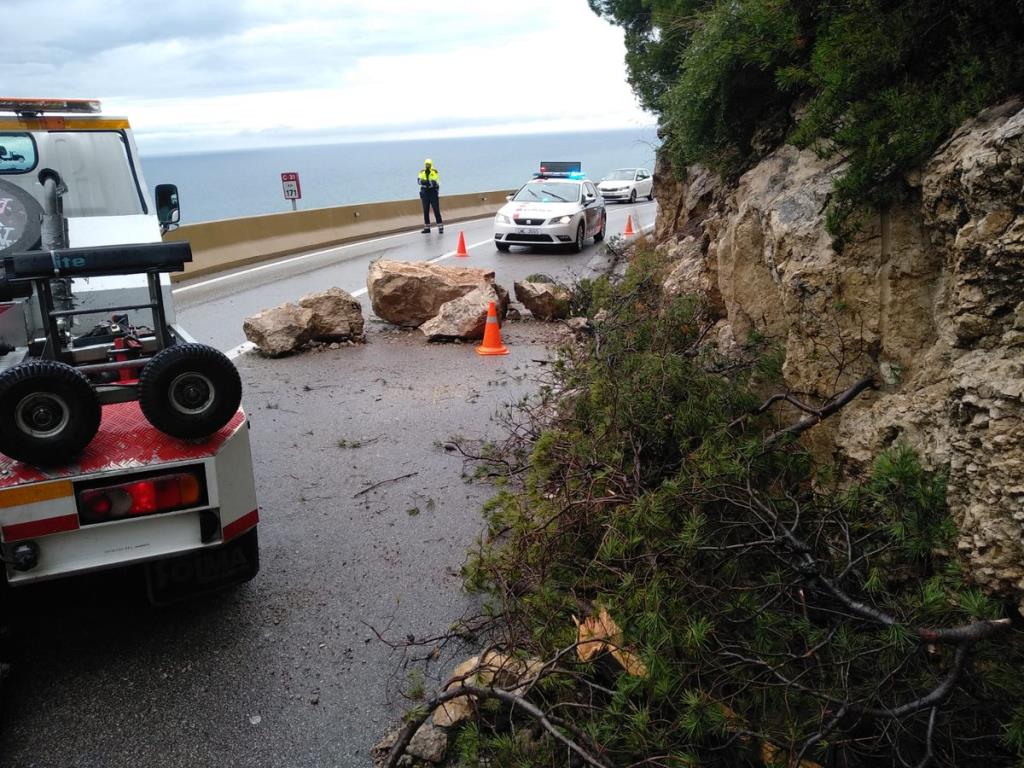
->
[227, 341, 257, 359]
[172, 216, 493, 295]
[428, 238, 493, 264]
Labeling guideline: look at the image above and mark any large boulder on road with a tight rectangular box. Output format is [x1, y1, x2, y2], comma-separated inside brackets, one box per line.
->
[514, 280, 570, 321]
[367, 260, 505, 327]
[420, 284, 502, 341]
[298, 287, 365, 341]
[243, 304, 315, 357]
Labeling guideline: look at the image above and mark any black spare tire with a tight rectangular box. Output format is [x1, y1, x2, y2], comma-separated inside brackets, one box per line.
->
[0, 179, 43, 258]
[138, 344, 242, 439]
[0, 360, 101, 465]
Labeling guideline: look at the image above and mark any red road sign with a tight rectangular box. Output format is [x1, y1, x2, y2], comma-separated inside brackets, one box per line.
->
[281, 171, 302, 201]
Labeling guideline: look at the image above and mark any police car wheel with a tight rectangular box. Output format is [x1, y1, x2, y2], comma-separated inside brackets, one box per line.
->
[629, 189, 637, 204]
[570, 223, 585, 253]
[139, 343, 242, 439]
[0, 360, 101, 465]
[496, 242, 511, 253]
[594, 214, 607, 243]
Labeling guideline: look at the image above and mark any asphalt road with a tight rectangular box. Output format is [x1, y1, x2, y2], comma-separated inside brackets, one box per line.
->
[0, 200, 656, 767]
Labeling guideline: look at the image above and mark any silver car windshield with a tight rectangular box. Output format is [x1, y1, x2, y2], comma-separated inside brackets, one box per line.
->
[604, 169, 636, 181]
[513, 182, 580, 203]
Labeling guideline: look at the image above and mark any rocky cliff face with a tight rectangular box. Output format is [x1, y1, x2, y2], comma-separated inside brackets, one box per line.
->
[653, 100, 1024, 607]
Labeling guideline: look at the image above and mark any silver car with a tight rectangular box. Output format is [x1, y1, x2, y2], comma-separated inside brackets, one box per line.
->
[596, 168, 654, 203]
[493, 177, 606, 253]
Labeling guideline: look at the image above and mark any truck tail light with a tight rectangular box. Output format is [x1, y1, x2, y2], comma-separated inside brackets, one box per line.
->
[77, 470, 205, 524]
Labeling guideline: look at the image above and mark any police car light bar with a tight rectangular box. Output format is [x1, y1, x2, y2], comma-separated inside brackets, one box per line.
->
[539, 161, 582, 174]
[0, 98, 102, 115]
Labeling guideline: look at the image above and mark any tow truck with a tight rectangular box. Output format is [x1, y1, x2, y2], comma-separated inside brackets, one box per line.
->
[0, 98, 259, 606]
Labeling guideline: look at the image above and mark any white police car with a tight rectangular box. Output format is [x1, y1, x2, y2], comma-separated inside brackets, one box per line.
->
[493, 162, 606, 253]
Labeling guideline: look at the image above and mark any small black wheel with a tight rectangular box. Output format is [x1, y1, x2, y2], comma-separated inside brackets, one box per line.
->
[0, 360, 101, 465]
[629, 189, 637, 204]
[138, 344, 241, 439]
[647, 191, 655, 201]
[570, 222, 585, 253]
[496, 241, 511, 253]
[594, 214, 607, 243]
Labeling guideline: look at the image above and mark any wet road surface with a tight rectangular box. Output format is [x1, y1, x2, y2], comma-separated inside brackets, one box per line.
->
[0, 201, 655, 767]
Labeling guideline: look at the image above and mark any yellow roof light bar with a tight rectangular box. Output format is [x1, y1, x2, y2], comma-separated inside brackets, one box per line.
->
[0, 98, 102, 115]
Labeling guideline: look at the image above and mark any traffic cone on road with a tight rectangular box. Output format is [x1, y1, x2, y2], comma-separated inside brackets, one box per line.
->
[476, 301, 509, 356]
[624, 215, 636, 236]
[455, 231, 469, 257]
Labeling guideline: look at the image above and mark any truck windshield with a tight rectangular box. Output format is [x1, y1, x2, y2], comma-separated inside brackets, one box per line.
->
[0, 131, 145, 217]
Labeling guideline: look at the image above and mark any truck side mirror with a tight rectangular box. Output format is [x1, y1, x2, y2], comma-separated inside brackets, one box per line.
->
[155, 184, 180, 227]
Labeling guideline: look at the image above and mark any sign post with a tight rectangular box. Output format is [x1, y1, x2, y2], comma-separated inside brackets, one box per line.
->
[280, 172, 302, 211]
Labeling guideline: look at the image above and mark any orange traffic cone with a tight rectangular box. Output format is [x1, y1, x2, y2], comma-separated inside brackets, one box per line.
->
[477, 301, 509, 356]
[624, 215, 636, 236]
[455, 231, 469, 257]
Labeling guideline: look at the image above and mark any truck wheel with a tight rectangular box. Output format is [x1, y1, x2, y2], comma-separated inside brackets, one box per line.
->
[0, 361, 101, 465]
[138, 344, 242, 439]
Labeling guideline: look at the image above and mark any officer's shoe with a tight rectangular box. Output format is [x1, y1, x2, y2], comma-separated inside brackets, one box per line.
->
[438, 225, 444, 233]
[421, 227, 430, 234]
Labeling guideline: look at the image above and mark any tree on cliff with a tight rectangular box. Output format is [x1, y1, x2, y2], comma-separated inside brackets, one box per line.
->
[590, 0, 1024, 240]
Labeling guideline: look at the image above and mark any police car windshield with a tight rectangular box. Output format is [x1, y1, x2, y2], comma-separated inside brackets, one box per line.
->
[604, 169, 636, 181]
[513, 182, 580, 203]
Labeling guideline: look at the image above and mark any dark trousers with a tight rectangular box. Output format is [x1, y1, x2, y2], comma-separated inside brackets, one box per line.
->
[420, 192, 442, 226]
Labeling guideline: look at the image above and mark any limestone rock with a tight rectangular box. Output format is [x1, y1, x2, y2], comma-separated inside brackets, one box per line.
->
[419, 285, 501, 341]
[431, 651, 543, 728]
[297, 287, 365, 341]
[367, 260, 502, 327]
[242, 304, 315, 357]
[651, 98, 1024, 608]
[514, 280, 570, 321]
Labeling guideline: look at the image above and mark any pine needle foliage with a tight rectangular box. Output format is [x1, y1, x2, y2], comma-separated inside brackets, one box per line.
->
[458, 251, 1024, 766]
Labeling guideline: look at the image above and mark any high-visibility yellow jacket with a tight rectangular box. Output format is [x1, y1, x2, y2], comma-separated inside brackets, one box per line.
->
[418, 167, 440, 192]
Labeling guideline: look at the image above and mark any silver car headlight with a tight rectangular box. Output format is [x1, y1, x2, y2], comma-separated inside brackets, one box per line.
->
[495, 213, 511, 224]
[548, 215, 573, 225]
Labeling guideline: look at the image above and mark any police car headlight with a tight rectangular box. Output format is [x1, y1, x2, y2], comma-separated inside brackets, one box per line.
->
[495, 213, 511, 224]
[548, 215, 572, 225]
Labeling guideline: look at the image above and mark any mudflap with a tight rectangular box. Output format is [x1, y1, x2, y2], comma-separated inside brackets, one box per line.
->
[145, 527, 259, 606]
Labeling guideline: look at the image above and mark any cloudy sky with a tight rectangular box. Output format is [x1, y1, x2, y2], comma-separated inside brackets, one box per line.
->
[8, 0, 654, 154]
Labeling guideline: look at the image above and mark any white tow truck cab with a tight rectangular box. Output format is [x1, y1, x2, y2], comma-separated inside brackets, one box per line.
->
[0, 98, 259, 604]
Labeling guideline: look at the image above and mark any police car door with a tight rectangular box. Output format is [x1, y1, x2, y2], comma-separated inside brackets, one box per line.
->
[583, 182, 599, 235]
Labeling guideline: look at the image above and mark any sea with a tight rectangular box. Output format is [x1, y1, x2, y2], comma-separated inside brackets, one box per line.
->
[139, 128, 660, 225]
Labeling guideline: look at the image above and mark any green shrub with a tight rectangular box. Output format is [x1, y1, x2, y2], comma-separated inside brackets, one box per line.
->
[591, 0, 1024, 240]
[457, 249, 1024, 766]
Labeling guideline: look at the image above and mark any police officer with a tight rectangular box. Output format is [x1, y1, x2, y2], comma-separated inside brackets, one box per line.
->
[418, 158, 443, 234]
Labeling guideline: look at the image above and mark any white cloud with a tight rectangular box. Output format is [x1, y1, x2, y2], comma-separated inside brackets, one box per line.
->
[8, 1, 654, 153]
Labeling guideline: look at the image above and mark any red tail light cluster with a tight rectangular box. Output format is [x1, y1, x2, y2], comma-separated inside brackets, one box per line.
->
[77, 470, 205, 524]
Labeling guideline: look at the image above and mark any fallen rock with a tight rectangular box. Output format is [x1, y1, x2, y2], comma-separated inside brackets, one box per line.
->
[514, 280, 570, 321]
[565, 316, 592, 338]
[298, 287, 365, 341]
[431, 651, 544, 728]
[242, 304, 315, 357]
[367, 260, 503, 327]
[419, 285, 501, 341]
[372, 723, 449, 767]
